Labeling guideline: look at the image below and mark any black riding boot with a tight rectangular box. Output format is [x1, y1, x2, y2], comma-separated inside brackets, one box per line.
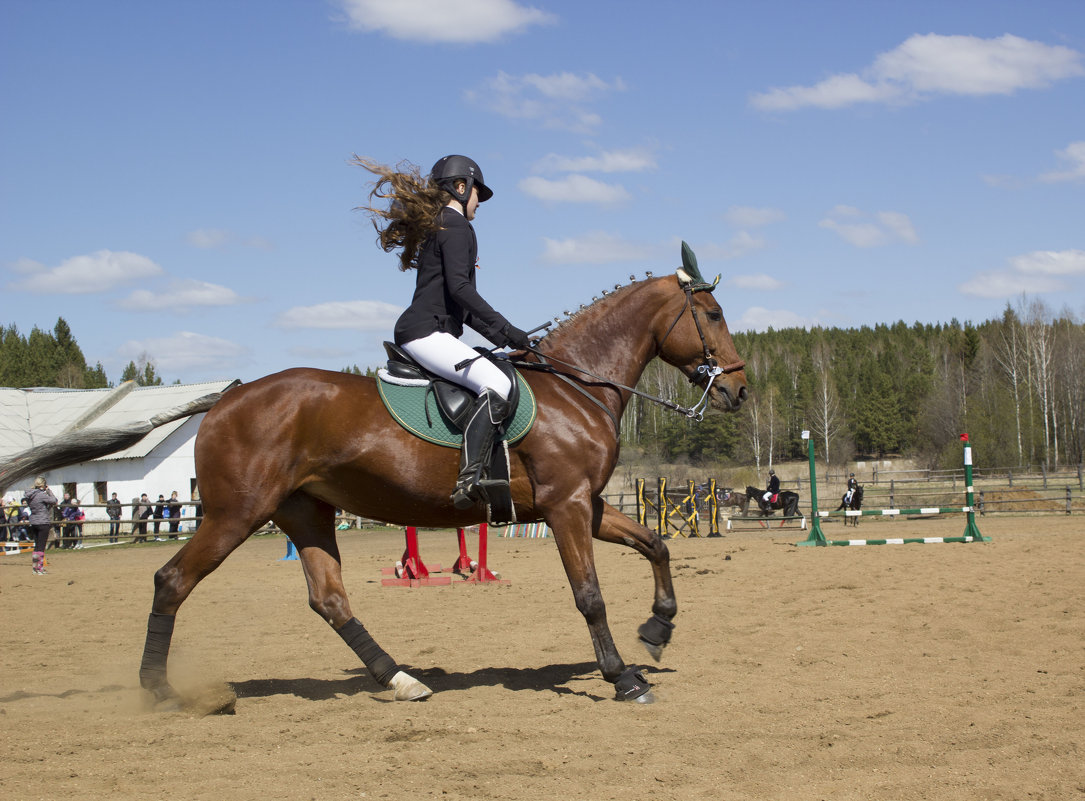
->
[451, 390, 509, 510]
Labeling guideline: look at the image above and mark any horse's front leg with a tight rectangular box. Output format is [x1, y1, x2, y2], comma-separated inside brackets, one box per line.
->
[545, 495, 654, 704]
[594, 501, 676, 663]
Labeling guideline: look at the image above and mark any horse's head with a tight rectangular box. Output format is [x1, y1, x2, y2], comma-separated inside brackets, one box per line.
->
[654, 242, 748, 412]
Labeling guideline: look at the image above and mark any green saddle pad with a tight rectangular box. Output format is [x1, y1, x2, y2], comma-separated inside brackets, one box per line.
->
[377, 371, 537, 449]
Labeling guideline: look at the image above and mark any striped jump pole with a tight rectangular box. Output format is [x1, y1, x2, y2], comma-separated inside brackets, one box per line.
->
[796, 433, 988, 547]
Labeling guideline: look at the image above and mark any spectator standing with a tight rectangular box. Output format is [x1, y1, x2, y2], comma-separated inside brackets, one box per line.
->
[105, 492, 122, 543]
[132, 494, 152, 543]
[152, 494, 166, 539]
[166, 491, 182, 540]
[24, 477, 57, 575]
[58, 492, 73, 548]
[3, 497, 18, 541]
[63, 498, 85, 548]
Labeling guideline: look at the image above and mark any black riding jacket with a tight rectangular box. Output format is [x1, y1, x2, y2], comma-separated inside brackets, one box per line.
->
[393, 207, 513, 348]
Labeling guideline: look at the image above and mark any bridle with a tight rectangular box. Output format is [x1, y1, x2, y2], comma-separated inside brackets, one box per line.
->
[655, 283, 745, 419]
[517, 281, 745, 425]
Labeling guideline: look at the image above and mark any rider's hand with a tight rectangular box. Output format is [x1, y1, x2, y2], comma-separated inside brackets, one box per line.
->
[503, 324, 531, 350]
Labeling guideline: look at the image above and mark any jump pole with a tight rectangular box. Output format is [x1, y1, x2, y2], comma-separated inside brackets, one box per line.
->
[796, 432, 988, 547]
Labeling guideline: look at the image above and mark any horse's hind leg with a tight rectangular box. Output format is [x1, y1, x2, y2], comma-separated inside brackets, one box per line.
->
[594, 502, 675, 662]
[274, 491, 431, 701]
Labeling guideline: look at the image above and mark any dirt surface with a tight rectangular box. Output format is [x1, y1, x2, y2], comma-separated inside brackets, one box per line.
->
[1, 515, 1082, 801]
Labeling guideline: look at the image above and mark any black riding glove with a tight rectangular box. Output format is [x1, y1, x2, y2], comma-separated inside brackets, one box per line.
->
[502, 324, 531, 350]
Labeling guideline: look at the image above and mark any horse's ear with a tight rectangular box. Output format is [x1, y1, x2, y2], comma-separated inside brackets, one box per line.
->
[677, 241, 721, 293]
[681, 240, 699, 276]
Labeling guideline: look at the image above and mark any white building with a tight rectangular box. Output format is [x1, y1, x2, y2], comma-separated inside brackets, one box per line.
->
[0, 380, 238, 525]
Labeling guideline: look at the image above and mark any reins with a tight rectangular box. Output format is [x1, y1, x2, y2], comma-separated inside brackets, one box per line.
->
[516, 285, 744, 425]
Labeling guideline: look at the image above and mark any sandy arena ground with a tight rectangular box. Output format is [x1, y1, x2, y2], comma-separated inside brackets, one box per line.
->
[1, 515, 1082, 801]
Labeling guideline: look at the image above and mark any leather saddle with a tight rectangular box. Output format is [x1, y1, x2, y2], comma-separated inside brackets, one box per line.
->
[382, 342, 520, 430]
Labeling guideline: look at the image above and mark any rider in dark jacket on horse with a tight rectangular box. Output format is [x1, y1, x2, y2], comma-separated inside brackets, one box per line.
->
[844, 472, 858, 505]
[355, 154, 531, 510]
[761, 469, 780, 510]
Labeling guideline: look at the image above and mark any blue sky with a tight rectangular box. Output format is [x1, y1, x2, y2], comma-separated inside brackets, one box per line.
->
[2, 0, 1083, 384]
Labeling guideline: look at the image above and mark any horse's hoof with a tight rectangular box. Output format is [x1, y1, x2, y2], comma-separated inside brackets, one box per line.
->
[142, 683, 180, 711]
[388, 670, 433, 701]
[639, 638, 665, 662]
[613, 668, 652, 702]
[636, 615, 674, 663]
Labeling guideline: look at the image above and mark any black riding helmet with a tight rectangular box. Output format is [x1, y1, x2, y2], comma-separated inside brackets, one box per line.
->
[430, 155, 493, 213]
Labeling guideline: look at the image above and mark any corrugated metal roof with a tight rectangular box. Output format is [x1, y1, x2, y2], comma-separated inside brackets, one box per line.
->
[0, 380, 238, 461]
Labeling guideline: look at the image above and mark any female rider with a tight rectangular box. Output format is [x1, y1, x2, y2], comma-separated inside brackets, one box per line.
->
[355, 155, 531, 509]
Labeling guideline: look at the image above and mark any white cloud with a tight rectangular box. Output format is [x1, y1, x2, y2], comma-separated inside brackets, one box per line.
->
[186, 228, 231, 249]
[958, 249, 1084, 298]
[540, 232, 650, 265]
[1010, 249, 1085, 276]
[723, 206, 786, 228]
[469, 70, 624, 132]
[1039, 140, 1085, 183]
[118, 279, 244, 311]
[117, 331, 250, 373]
[276, 300, 403, 330]
[751, 33, 1084, 111]
[519, 174, 631, 205]
[752, 72, 897, 111]
[533, 147, 656, 174]
[8, 249, 163, 294]
[335, 0, 554, 43]
[876, 211, 919, 244]
[958, 270, 1064, 298]
[819, 207, 919, 248]
[734, 306, 816, 332]
[729, 274, 784, 291]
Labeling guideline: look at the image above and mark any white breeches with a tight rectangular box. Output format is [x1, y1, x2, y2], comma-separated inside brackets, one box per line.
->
[401, 331, 512, 401]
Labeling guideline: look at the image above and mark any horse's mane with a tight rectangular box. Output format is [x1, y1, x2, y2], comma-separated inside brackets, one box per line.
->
[535, 273, 658, 351]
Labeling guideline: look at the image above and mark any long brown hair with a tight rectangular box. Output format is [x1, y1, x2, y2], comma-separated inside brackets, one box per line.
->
[352, 156, 450, 271]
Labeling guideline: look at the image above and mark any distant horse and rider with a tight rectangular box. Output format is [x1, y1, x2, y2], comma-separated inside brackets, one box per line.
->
[834, 483, 865, 526]
[744, 485, 801, 519]
[0, 243, 747, 706]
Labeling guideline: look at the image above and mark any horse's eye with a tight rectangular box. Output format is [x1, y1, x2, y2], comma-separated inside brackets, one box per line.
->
[707, 310, 723, 322]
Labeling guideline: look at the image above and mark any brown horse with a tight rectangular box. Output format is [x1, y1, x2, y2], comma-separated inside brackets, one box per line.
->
[2, 261, 747, 705]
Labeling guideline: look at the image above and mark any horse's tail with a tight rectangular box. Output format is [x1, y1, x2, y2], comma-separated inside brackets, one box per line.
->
[0, 390, 228, 493]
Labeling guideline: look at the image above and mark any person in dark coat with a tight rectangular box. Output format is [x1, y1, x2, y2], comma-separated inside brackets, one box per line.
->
[844, 472, 859, 505]
[761, 469, 780, 510]
[166, 490, 182, 539]
[152, 494, 166, 538]
[355, 154, 531, 510]
[105, 492, 122, 543]
[24, 476, 57, 574]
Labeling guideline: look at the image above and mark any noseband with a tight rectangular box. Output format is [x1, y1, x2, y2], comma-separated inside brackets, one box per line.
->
[657, 285, 746, 419]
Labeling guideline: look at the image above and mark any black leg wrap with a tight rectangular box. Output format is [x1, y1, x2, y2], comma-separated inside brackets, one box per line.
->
[637, 613, 675, 647]
[614, 667, 652, 701]
[337, 618, 398, 686]
[139, 613, 175, 692]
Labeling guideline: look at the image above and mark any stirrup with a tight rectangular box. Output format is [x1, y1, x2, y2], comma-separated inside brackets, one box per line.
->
[451, 478, 509, 510]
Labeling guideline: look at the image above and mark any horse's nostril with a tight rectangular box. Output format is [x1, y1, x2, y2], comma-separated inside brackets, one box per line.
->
[739, 386, 749, 402]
